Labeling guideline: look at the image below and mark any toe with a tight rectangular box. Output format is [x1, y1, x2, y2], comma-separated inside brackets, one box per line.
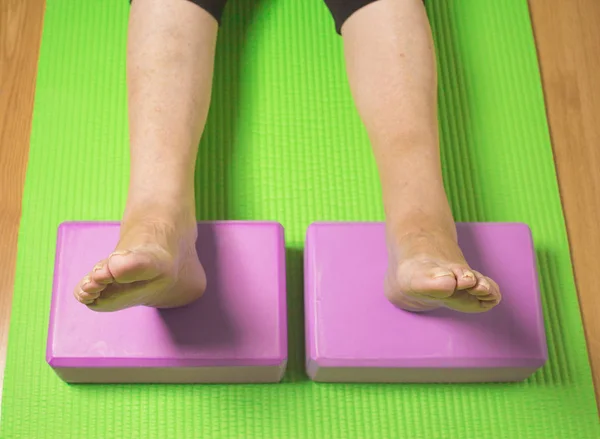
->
[404, 262, 458, 299]
[452, 266, 478, 290]
[74, 275, 104, 304]
[74, 286, 99, 305]
[468, 276, 491, 296]
[468, 272, 501, 306]
[91, 259, 114, 285]
[80, 276, 106, 295]
[107, 248, 167, 284]
[484, 276, 502, 303]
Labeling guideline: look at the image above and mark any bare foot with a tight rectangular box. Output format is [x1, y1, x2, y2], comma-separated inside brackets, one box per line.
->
[73, 212, 206, 312]
[385, 229, 501, 313]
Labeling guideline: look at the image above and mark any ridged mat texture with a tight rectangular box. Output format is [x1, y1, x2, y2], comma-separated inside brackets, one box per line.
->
[1, 0, 598, 438]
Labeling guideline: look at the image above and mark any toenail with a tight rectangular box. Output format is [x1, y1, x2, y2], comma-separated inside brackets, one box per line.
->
[463, 271, 475, 279]
[93, 264, 103, 272]
[110, 250, 130, 258]
[433, 269, 454, 278]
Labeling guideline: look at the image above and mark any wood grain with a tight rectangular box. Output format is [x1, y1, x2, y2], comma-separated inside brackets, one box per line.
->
[0, 0, 598, 410]
[528, 0, 600, 408]
[0, 0, 45, 402]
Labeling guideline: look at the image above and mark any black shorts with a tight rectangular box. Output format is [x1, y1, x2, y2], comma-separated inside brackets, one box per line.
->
[184, 0, 381, 34]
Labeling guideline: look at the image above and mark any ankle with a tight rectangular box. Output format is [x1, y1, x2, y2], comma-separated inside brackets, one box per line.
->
[122, 199, 197, 228]
[127, 171, 195, 206]
[386, 213, 457, 245]
[118, 209, 198, 251]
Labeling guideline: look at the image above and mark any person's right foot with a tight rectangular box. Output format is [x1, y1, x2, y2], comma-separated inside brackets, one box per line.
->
[73, 212, 206, 312]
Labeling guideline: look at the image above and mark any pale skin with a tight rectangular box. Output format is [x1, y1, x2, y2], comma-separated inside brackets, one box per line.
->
[75, 0, 501, 313]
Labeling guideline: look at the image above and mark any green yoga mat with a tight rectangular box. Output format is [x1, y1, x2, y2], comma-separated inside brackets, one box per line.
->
[2, 0, 598, 437]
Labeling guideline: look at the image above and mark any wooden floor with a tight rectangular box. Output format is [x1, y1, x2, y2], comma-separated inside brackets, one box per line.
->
[0, 0, 598, 409]
[0, 0, 45, 404]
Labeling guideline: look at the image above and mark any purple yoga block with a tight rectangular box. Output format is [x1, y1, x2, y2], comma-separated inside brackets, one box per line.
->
[304, 222, 548, 383]
[47, 221, 287, 384]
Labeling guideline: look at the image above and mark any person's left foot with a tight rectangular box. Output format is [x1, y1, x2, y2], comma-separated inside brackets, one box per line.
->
[385, 229, 501, 313]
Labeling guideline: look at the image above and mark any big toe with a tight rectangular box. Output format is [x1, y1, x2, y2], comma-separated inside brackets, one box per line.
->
[400, 261, 458, 300]
[107, 247, 171, 284]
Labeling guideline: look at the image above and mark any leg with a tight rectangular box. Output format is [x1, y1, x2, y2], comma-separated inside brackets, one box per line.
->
[74, 0, 223, 311]
[338, 0, 501, 313]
